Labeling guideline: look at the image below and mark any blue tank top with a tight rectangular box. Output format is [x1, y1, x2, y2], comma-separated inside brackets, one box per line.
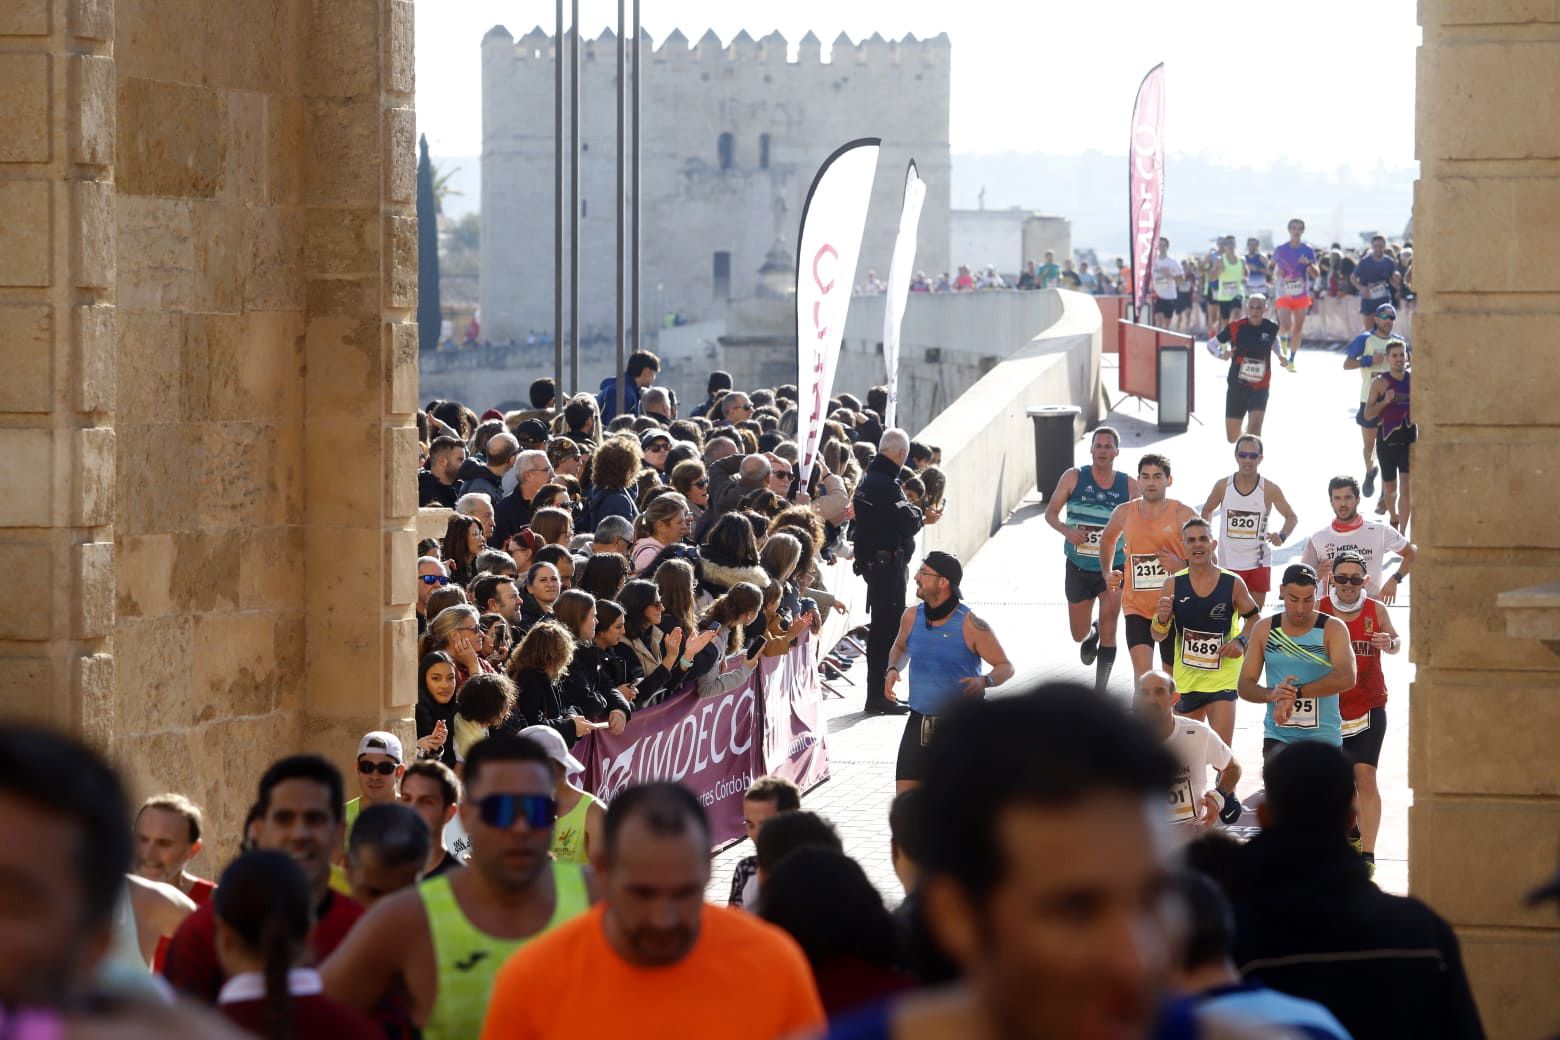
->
[906, 603, 982, 717]
[1261, 612, 1341, 746]
[1064, 467, 1130, 572]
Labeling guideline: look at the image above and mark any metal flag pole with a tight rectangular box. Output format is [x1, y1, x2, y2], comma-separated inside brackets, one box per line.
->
[553, 0, 564, 395]
[569, 0, 581, 394]
[614, 0, 627, 419]
[631, 0, 642, 354]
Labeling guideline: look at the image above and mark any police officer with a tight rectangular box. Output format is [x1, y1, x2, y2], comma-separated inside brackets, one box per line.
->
[853, 428, 926, 715]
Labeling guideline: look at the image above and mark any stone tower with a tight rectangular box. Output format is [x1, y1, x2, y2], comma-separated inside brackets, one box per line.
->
[479, 26, 952, 358]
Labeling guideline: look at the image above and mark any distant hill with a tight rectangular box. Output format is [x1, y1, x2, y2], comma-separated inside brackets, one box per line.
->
[437, 148, 1416, 258]
[950, 151, 1417, 257]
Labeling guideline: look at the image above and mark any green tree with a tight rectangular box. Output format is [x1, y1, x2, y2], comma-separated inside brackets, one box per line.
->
[416, 134, 442, 352]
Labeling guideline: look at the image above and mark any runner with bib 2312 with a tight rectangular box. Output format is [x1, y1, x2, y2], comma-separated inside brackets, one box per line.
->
[1099, 454, 1198, 683]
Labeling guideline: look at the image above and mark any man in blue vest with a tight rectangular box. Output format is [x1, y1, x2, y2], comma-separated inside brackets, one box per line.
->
[883, 552, 1015, 794]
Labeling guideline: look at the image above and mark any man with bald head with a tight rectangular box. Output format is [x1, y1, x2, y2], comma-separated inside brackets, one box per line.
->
[456, 492, 495, 542]
[852, 428, 924, 715]
[1132, 669, 1243, 831]
[704, 452, 770, 528]
[459, 431, 519, 505]
[493, 449, 555, 546]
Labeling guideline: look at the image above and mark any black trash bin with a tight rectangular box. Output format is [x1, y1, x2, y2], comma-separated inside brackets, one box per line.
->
[1028, 405, 1081, 499]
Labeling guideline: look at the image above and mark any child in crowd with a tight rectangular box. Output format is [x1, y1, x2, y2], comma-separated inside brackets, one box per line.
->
[451, 673, 517, 763]
[728, 775, 802, 911]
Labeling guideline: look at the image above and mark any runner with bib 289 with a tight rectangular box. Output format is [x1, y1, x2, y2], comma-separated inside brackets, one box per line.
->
[1237, 563, 1357, 763]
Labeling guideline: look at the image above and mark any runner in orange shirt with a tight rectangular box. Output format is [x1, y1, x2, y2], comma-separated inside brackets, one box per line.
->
[480, 783, 824, 1040]
[1098, 454, 1198, 683]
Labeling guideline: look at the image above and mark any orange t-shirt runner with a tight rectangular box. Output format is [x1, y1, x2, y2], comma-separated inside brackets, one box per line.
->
[479, 903, 824, 1040]
[1121, 500, 1190, 618]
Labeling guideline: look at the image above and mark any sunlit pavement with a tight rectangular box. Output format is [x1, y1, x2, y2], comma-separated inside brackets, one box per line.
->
[710, 335, 1413, 903]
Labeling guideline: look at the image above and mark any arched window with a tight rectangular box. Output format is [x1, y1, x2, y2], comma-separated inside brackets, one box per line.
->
[759, 133, 771, 170]
[718, 132, 734, 171]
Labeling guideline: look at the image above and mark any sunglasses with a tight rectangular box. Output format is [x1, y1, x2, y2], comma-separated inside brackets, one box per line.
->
[419, 574, 451, 586]
[477, 793, 557, 829]
[1235, 451, 1261, 460]
[694, 478, 710, 488]
[1332, 574, 1366, 586]
[773, 469, 793, 479]
[648, 442, 670, 452]
[357, 759, 398, 775]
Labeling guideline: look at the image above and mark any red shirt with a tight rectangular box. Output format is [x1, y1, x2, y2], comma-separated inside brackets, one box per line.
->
[153, 876, 216, 973]
[162, 890, 364, 1004]
[1320, 596, 1389, 717]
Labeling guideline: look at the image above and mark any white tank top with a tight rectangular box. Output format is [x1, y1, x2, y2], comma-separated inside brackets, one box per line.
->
[1218, 474, 1269, 569]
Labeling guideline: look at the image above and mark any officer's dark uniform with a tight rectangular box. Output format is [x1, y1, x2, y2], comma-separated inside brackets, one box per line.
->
[852, 452, 923, 712]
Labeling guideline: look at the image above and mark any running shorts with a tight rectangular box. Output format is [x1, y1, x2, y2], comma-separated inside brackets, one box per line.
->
[1355, 402, 1381, 429]
[1218, 298, 1244, 319]
[1123, 614, 1175, 667]
[1377, 438, 1411, 482]
[1176, 689, 1238, 714]
[1225, 382, 1271, 421]
[1175, 291, 1192, 314]
[1064, 559, 1108, 604]
[896, 710, 937, 782]
[1342, 706, 1388, 767]
[1233, 565, 1270, 594]
[1360, 295, 1392, 316]
[1275, 294, 1312, 311]
[1154, 297, 1177, 319]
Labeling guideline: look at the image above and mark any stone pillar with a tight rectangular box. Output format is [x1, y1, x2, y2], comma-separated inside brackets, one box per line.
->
[0, 0, 117, 742]
[1414, 3, 1560, 1034]
[297, 0, 421, 760]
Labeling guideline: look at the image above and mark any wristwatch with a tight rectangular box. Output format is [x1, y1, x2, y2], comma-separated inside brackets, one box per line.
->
[983, 674, 994, 688]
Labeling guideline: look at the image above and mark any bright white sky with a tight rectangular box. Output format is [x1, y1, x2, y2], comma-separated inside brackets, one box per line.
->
[416, 0, 1420, 170]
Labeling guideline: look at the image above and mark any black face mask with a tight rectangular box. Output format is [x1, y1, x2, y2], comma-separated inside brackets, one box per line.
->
[923, 589, 961, 623]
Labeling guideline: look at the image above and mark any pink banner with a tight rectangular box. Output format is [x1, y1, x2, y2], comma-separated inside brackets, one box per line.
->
[579, 675, 759, 848]
[759, 633, 830, 791]
[576, 638, 831, 849]
[1129, 64, 1165, 322]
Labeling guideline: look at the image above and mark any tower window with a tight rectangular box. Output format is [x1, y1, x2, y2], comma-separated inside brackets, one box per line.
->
[759, 133, 771, 170]
[713, 251, 731, 300]
[718, 132, 734, 171]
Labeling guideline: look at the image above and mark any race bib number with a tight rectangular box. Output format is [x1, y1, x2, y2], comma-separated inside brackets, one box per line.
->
[1131, 554, 1169, 591]
[1181, 629, 1224, 671]
[1364, 280, 1389, 299]
[1227, 510, 1261, 539]
[1154, 276, 1175, 296]
[1168, 775, 1197, 823]
[1074, 524, 1104, 558]
[1281, 277, 1305, 297]
[1238, 358, 1267, 384]
[1220, 280, 1242, 299]
[1341, 712, 1371, 738]
[1284, 697, 1319, 729]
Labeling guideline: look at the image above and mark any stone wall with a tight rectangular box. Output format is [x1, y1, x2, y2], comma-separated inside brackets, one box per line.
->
[1413, 3, 1560, 1034]
[480, 27, 952, 345]
[0, 0, 420, 860]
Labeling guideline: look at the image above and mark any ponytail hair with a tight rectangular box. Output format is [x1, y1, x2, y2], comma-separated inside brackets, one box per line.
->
[213, 850, 312, 1040]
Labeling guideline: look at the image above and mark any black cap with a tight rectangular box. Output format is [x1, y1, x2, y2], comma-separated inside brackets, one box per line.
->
[1282, 563, 1318, 586]
[514, 418, 549, 444]
[922, 551, 963, 592]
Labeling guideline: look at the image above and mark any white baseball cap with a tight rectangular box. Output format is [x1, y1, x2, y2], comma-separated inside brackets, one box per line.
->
[356, 731, 404, 763]
[517, 725, 585, 775]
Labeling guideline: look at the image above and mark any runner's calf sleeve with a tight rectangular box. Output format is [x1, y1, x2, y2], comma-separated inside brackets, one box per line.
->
[1095, 646, 1117, 695]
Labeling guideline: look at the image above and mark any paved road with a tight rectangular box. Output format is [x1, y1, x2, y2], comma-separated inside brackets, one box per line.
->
[710, 336, 1414, 904]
